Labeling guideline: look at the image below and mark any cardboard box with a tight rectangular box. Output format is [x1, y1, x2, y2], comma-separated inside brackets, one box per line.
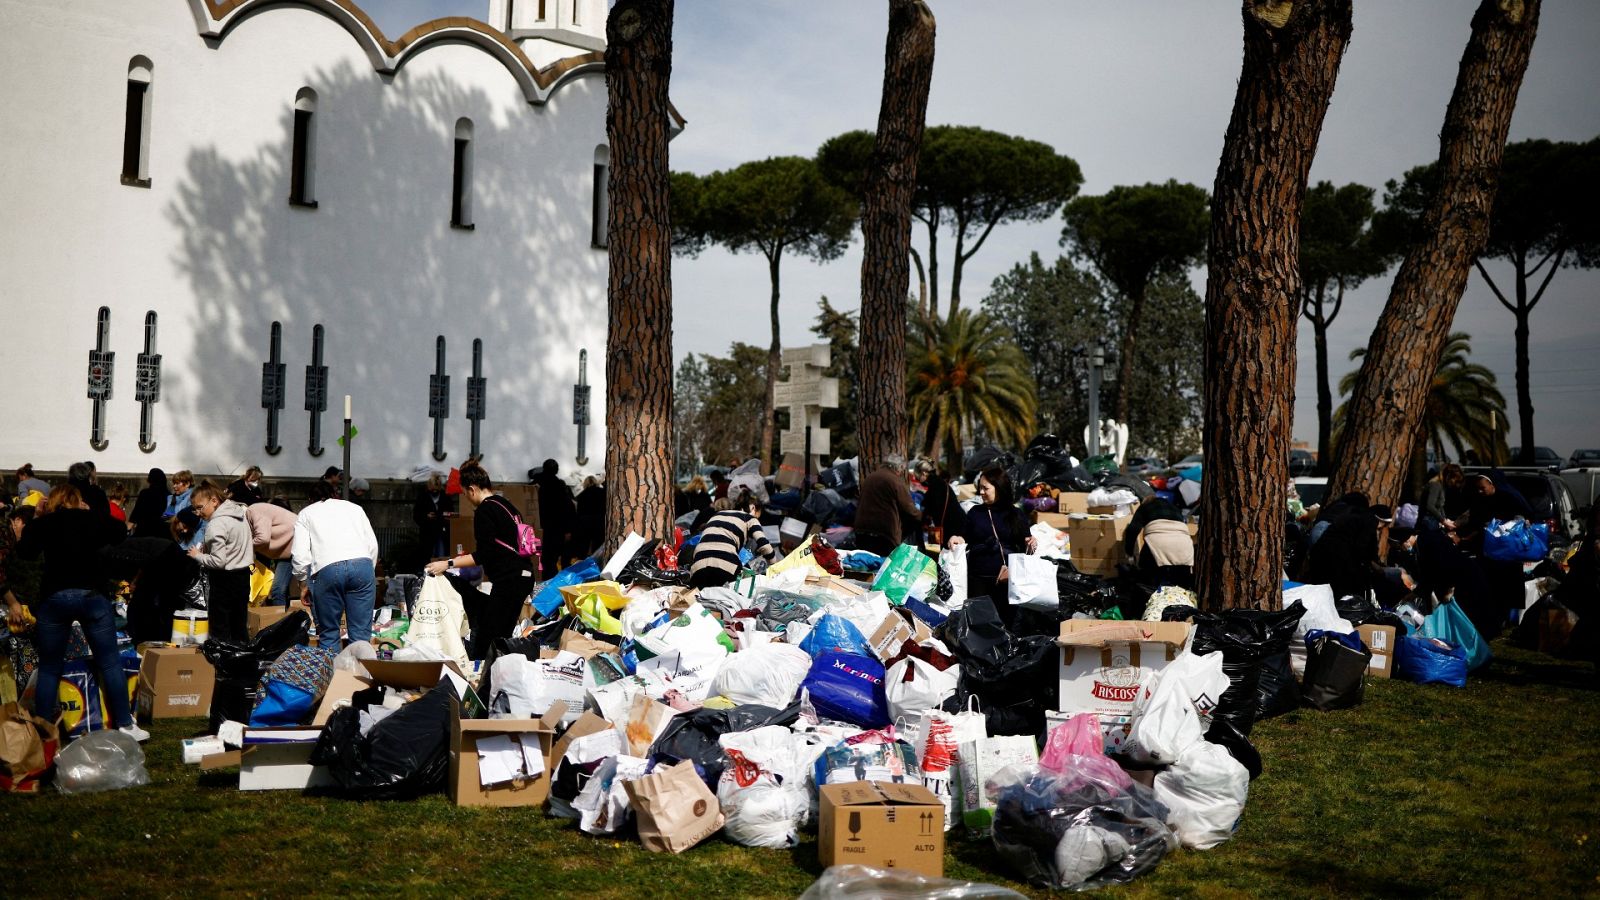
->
[448, 516, 477, 557]
[818, 781, 945, 877]
[1032, 511, 1074, 529]
[496, 484, 540, 531]
[449, 696, 565, 808]
[313, 659, 469, 726]
[136, 646, 214, 720]
[1356, 623, 1397, 679]
[867, 613, 915, 663]
[1057, 492, 1091, 515]
[237, 727, 334, 791]
[1066, 513, 1131, 577]
[1057, 621, 1191, 753]
[246, 603, 302, 638]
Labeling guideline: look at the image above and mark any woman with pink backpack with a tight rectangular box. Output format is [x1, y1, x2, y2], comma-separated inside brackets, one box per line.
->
[424, 462, 538, 659]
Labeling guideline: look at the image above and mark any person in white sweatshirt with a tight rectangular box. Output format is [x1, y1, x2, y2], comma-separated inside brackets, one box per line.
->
[189, 482, 254, 643]
[291, 480, 379, 648]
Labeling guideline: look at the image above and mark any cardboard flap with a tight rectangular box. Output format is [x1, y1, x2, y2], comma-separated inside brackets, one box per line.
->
[873, 781, 939, 805]
[361, 659, 462, 689]
[1058, 620, 1189, 648]
[539, 700, 570, 730]
[200, 750, 243, 770]
[550, 710, 613, 763]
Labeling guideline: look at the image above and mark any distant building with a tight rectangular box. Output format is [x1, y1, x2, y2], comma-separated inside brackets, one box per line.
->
[0, 0, 670, 478]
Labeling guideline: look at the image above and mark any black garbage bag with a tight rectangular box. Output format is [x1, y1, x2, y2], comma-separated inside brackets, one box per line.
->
[1204, 719, 1263, 780]
[647, 702, 800, 788]
[1099, 474, 1155, 501]
[1301, 633, 1371, 711]
[202, 610, 311, 731]
[1188, 601, 1305, 737]
[965, 447, 1016, 480]
[991, 769, 1175, 890]
[1255, 646, 1302, 720]
[1056, 562, 1120, 617]
[1009, 459, 1050, 494]
[1161, 604, 1200, 622]
[310, 683, 454, 800]
[1335, 592, 1379, 627]
[938, 597, 1057, 736]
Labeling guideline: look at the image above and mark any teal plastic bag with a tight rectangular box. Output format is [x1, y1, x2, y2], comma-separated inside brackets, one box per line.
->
[870, 544, 938, 605]
[1420, 599, 1491, 671]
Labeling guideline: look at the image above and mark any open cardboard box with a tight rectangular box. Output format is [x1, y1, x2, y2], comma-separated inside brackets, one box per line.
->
[200, 726, 334, 791]
[313, 659, 470, 727]
[449, 697, 566, 808]
[1057, 620, 1191, 754]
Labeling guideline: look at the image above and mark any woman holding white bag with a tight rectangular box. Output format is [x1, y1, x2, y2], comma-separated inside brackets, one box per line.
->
[946, 466, 1034, 626]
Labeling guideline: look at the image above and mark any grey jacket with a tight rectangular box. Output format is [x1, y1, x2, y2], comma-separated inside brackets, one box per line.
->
[194, 500, 253, 571]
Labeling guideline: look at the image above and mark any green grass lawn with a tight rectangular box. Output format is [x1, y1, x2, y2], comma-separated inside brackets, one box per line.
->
[5, 640, 1599, 898]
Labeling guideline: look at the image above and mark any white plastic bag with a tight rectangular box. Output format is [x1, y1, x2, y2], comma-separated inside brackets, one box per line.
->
[1029, 523, 1069, 559]
[1006, 553, 1060, 611]
[885, 657, 960, 722]
[332, 640, 377, 676]
[1153, 740, 1250, 849]
[813, 592, 893, 643]
[1285, 583, 1352, 639]
[406, 575, 470, 668]
[489, 651, 586, 723]
[916, 705, 987, 831]
[717, 725, 811, 848]
[710, 642, 812, 707]
[573, 754, 649, 835]
[1126, 650, 1229, 764]
[939, 544, 969, 610]
[635, 602, 734, 701]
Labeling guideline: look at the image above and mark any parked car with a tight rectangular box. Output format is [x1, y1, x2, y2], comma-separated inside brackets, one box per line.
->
[1567, 448, 1600, 468]
[1289, 449, 1316, 477]
[1509, 446, 1564, 471]
[1127, 456, 1167, 476]
[1173, 453, 1203, 469]
[1291, 476, 1328, 509]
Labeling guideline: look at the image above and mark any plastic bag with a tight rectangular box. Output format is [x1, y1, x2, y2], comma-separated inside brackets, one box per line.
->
[1186, 601, 1304, 738]
[717, 725, 810, 848]
[406, 575, 470, 668]
[532, 557, 603, 616]
[333, 641, 377, 677]
[798, 865, 1027, 900]
[801, 652, 891, 729]
[1152, 739, 1249, 849]
[1420, 599, 1491, 671]
[647, 702, 799, 788]
[956, 733, 1039, 837]
[800, 614, 873, 658]
[710, 642, 812, 708]
[941, 544, 969, 611]
[310, 682, 455, 800]
[1039, 713, 1134, 794]
[248, 680, 318, 727]
[203, 609, 311, 732]
[939, 598, 1057, 737]
[1006, 554, 1060, 612]
[1300, 632, 1371, 711]
[1029, 524, 1069, 559]
[990, 765, 1176, 889]
[1125, 650, 1228, 764]
[1483, 517, 1550, 562]
[815, 732, 922, 787]
[1395, 634, 1468, 687]
[885, 656, 960, 723]
[53, 729, 150, 795]
[1285, 583, 1353, 638]
[573, 754, 649, 835]
[915, 706, 985, 831]
[871, 545, 938, 605]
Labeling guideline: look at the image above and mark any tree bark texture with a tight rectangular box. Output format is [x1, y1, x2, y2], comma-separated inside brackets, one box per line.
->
[762, 252, 781, 471]
[603, 0, 676, 556]
[1328, 0, 1538, 502]
[1313, 310, 1332, 472]
[1197, 0, 1352, 612]
[1113, 285, 1145, 425]
[1513, 267, 1533, 461]
[858, 0, 936, 473]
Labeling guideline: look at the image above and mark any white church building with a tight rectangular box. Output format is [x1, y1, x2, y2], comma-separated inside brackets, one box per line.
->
[1, 0, 647, 481]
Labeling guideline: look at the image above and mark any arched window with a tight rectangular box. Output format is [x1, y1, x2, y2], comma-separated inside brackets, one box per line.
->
[122, 57, 153, 187]
[290, 88, 318, 207]
[452, 118, 474, 230]
[592, 144, 609, 248]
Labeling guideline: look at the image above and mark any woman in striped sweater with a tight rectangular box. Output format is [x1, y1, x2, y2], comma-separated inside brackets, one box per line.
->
[689, 491, 775, 588]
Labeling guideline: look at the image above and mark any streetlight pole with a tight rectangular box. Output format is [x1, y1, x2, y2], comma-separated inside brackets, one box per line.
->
[1087, 341, 1104, 458]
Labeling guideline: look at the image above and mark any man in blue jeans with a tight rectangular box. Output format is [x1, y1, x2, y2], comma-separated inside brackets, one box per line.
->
[289, 481, 379, 647]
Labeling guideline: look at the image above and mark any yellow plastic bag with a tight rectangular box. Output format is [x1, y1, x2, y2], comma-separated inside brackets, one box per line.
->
[766, 541, 828, 578]
[571, 592, 624, 635]
[560, 580, 629, 612]
[248, 561, 274, 607]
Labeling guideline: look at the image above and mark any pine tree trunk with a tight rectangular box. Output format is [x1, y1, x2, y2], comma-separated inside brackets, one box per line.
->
[1328, 0, 1539, 503]
[858, 0, 935, 473]
[762, 253, 781, 472]
[1514, 269, 1534, 463]
[603, 0, 676, 557]
[1313, 308, 1333, 474]
[1114, 284, 1145, 424]
[1197, 0, 1352, 613]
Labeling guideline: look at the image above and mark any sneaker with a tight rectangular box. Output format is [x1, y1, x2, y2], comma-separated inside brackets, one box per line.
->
[118, 724, 151, 743]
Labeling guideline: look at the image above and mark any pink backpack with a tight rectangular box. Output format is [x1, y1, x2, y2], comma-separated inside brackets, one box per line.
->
[488, 496, 541, 559]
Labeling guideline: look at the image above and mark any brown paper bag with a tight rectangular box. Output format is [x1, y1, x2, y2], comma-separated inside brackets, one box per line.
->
[0, 702, 58, 793]
[623, 760, 725, 853]
[622, 694, 676, 757]
[559, 629, 618, 660]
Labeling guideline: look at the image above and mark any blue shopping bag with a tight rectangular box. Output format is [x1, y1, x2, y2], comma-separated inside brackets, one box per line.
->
[800, 652, 889, 728]
[1483, 518, 1550, 563]
[1395, 634, 1468, 687]
[531, 557, 602, 616]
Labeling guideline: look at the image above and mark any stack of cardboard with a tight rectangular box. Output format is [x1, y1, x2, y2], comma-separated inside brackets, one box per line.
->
[1066, 512, 1132, 577]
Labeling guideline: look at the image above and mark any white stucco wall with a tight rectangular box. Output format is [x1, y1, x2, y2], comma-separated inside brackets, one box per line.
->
[0, 0, 609, 482]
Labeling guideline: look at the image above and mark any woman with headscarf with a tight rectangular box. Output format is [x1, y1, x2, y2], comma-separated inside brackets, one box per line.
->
[128, 468, 169, 538]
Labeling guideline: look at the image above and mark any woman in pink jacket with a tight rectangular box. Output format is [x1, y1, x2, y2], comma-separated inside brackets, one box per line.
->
[246, 500, 298, 607]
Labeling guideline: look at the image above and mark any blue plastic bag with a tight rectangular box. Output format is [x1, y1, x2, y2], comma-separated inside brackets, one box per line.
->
[531, 557, 601, 616]
[1395, 634, 1468, 687]
[1420, 600, 1491, 671]
[1483, 518, 1550, 562]
[798, 614, 871, 658]
[249, 680, 318, 727]
[903, 596, 948, 628]
[800, 652, 890, 728]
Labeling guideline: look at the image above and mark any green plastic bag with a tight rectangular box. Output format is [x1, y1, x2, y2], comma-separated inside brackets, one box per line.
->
[870, 544, 938, 606]
[573, 591, 625, 635]
[1098, 606, 1124, 621]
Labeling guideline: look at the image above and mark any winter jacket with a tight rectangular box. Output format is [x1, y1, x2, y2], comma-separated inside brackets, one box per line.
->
[246, 502, 298, 559]
[193, 500, 253, 571]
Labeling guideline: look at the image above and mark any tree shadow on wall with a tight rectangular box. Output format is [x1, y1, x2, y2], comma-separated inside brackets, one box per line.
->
[164, 58, 604, 478]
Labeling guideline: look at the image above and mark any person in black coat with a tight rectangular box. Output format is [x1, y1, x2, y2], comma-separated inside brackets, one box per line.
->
[948, 466, 1034, 627]
[128, 468, 169, 539]
[226, 466, 265, 506]
[66, 461, 111, 522]
[575, 477, 606, 558]
[914, 461, 970, 548]
[412, 473, 455, 560]
[530, 460, 577, 578]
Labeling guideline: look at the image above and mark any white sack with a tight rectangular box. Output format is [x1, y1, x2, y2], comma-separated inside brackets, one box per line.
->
[710, 642, 812, 707]
[1007, 553, 1060, 611]
[1153, 740, 1250, 850]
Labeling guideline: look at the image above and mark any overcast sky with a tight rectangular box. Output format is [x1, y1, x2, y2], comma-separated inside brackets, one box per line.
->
[378, 1, 1600, 457]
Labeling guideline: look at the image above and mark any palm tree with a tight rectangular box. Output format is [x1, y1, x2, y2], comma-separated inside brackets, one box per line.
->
[1333, 332, 1508, 474]
[907, 308, 1037, 471]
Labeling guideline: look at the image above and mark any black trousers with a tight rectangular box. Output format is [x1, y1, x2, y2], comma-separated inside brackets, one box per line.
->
[446, 571, 534, 660]
[207, 567, 251, 644]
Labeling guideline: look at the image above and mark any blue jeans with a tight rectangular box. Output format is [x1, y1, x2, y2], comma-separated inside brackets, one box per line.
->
[269, 557, 294, 607]
[309, 558, 376, 647]
[33, 589, 134, 729]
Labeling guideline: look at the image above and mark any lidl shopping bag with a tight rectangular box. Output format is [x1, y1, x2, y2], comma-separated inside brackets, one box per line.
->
[22, 651, 140, 738]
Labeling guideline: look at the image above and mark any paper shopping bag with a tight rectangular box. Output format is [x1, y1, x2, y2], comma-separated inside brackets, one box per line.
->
[623, 760, 725, 853]
[0, 701, 59, 794]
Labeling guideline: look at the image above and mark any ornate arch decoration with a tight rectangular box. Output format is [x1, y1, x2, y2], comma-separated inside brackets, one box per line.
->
[190, 0, 605, 105]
